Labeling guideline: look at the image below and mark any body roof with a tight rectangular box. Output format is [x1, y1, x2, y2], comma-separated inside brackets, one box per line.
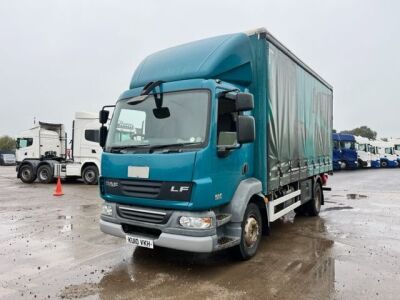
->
[338, 133, 355, 142]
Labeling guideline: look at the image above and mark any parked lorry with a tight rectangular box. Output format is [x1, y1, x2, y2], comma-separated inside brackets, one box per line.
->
[98, 28, 333, 259]
[16, 112, 102, 184]
[368, 140, 381, 168]
[354, 136, 371, 168]
[388, 138, 400, 165]
[376, 140, 398, 168]
[332, 133, 342, 170]
[338, 134, 358, 169]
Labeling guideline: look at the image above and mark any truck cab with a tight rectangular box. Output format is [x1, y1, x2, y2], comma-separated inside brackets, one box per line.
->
[332, 133, 342, 170]
[376, 140, 398, 168]
[338, 134, 358, 169]
[388, 138, 400, 166]
[354, 136, 371, 168]
[368, 141, 381, 168]
[16, 123, 66, 163]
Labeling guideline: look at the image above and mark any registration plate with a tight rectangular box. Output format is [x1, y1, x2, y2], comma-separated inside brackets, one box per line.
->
[126, 235, 154, 249]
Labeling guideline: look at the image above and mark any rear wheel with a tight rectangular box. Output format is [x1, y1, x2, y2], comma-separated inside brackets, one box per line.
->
[305, 183, 322, 216]
[235, 203, 262, 260]
[82, 165, 99, 185]
[19, 165, 36, 183]
[37, 165, 53, 184]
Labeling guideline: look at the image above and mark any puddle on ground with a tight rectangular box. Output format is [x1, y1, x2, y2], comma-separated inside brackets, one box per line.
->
[324, 206, 353, 212]
[346, 194, 368, 200]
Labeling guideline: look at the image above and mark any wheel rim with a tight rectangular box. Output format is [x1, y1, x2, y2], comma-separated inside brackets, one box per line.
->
[244, 215, 260, 248]
[40, 169, 48, 181]
[21, 168, 31, 180]
[85, 170, 95, 182]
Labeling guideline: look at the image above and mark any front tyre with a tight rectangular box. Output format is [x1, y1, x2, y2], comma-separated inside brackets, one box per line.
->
[82, 165, 99, 185]
[19, 165, 36, 183]
[37, 165, 53, 184]
[235, 202, 262, 260]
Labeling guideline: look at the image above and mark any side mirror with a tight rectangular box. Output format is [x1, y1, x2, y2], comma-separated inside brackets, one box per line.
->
[235, 93, 254, 111]
[223, 92, 254, 111]
[99, 110, 109, 124]
[237, 115, 255, 144]
[99, 126, 108, 148]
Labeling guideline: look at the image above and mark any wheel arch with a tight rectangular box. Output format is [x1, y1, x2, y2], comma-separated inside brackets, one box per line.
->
[222, 178, 270, 234]
[17, 160, 40, 178]
[81, 161, 100, 176]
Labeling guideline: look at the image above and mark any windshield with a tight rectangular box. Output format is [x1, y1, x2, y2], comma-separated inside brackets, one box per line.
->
[16, 138, 33, 149]
[340, 141, 355, 150]
[333, 140, 340, 150]
[106, 90, 210, 151]
[385, 148, 393, 155]
[357, 143, 367, 152]
[369, 145, 376, 154]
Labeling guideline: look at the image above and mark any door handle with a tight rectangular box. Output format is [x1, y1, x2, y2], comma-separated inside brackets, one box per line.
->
[92, 149, 96, 154]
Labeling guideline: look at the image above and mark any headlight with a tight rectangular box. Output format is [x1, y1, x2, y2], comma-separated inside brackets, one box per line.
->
[179, 216, 212, 229]
[101, 203, 113, 216]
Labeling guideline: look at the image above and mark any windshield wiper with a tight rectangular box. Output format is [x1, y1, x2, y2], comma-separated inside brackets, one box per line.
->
[149, 142, 201, 153]
[109, 145, 150, 153]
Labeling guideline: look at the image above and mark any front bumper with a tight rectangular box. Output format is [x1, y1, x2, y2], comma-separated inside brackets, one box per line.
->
[99, 202, 240, 253]
[100, 219, 216, 252]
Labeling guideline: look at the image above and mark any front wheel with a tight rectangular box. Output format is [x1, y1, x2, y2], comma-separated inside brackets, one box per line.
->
[82, 165, 99, 185]
[19, 165, 36, 183]
[235, 203, 262, 260]
[381, 160, 388, 168]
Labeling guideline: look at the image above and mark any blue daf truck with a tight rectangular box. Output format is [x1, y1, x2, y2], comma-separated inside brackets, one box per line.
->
[98, 28, 333, 259]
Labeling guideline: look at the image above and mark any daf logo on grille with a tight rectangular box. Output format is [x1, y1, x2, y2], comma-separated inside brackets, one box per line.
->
[105, 180, 119, 188]
[170, 186, 190, 193]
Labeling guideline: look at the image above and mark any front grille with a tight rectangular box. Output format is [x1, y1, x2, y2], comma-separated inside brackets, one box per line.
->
[119, 179, 162, 198]
[117, 205, 169, 224]
[104, 178, 193, 201]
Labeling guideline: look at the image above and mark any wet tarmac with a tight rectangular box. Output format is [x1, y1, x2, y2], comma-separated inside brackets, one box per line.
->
[0, 166, 399, 299]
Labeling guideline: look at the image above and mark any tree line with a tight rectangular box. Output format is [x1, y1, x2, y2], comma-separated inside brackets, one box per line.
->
[333, 126, 377, 140]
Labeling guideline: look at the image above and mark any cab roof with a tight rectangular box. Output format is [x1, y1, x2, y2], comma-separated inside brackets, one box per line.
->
[130, 33, 253, 88]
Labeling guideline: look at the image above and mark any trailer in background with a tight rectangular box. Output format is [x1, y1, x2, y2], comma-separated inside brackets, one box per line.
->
[16, 112, 102, 184]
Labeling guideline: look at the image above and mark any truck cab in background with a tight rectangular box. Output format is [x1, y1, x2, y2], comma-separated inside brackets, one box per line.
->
[376, 140, 398, 168]
[16, 122, 66, 163]
[368, 140, 381, 168]
[354, 136, 371, 168]
[332, 133, 342, 170]
[16, 112, 102, 184]
[388, 138, 400, 166]
[338, 134, 358, 169]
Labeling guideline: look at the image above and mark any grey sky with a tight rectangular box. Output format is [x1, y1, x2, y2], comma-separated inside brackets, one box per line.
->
[0, 0, 399, 138]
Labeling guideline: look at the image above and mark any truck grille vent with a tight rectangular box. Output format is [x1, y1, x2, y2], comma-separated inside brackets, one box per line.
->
[119, 179, 162, 198]
[117, 205, 169, 224]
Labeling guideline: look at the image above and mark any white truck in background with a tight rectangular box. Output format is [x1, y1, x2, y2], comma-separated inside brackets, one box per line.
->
[368, 140, 381, 168]
[16, 112, 102, 184]
[389, 138, 400, 162]
[375, 140, 398, 168]
[354, 136, 371, 168]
